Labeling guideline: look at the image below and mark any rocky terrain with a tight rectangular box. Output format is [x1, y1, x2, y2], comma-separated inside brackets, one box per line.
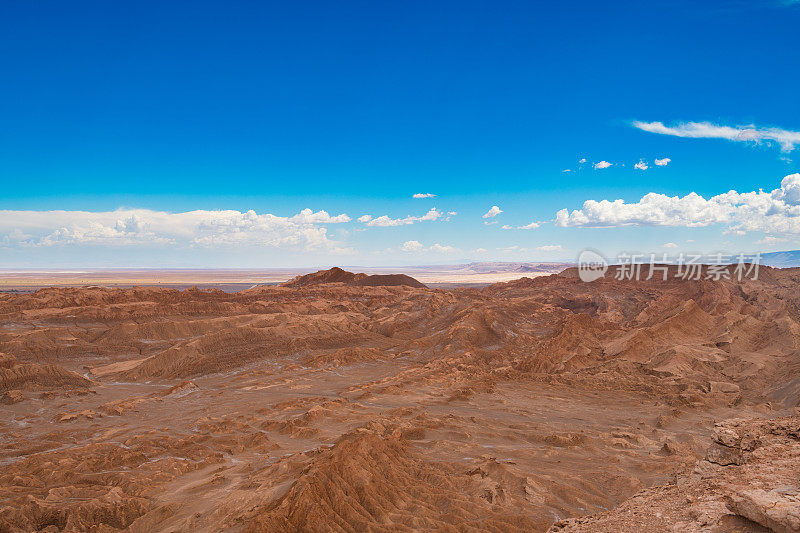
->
[1, 266, 798, 532]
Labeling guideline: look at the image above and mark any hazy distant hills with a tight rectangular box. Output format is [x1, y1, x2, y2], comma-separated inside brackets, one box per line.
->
[453, 252, 800, 272]
[761, 250, 800, 268]
[457, 262, 573, 274]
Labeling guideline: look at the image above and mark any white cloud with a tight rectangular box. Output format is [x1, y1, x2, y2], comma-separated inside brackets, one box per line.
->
[781, 173, 800, 204]
[399, 240, 457, 253]
[412, 193, 436, 199]
[654, 157, 671, 166]
[555, 173, 800, 235]
[482, 205, 503, 218]
[501, 221, 541, 230]
[633, 120, 800, 152]
[1, 228, 33, 247]
[429, 243, 457, 253]
[579, 158, 587, 164]
[634, 160, 649, 171]
[400, 240, 424, 252]
[757, 235, 788, 245]
[289, 208, 351, 224]
[364, 207, 443, 227]
[594, 161, 612, 169]
[536, 245, 563, 252]
[0, 208, 352, 251]
[556, 192, 731, 228]
[562, 169, 571, 173]
[663, 242, 678, 248]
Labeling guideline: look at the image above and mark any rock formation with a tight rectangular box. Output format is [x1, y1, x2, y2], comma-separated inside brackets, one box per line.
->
[282, 266, 427, 288]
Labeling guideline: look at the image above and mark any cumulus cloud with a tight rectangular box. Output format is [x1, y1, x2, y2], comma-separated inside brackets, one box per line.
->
[501, 221, 541, 230]
[654, 157, 671, 166]
[357, 214, 372, 223]
[400, 240, 424, 252]
[519, 221, 541, 229]
[482, 206, 503, 218]
[634, 160, 649, 171]
[412, 193, 436, 199]
[429, 243, 457, 253]
[289, 208, 351, 224]
[594, 161, 612, 169]
[399, 240, 457, 253]
[1, 228, 34, 247]
[579, 158, 587, 163]
[781, 173, 800, 203]
[633, 120, 800, 152]
[555, 173, 800, 235]
[364, 207, 443, 227]
[0, 208, 353, 251]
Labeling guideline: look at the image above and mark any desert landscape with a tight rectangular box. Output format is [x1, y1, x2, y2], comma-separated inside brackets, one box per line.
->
[1, 265, 798, 532]
[4, 1, 799, 531]
[0, 262, 571, 293]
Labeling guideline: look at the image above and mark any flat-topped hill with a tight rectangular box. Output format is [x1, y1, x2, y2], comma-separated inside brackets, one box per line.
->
[282, 267, 426, 288]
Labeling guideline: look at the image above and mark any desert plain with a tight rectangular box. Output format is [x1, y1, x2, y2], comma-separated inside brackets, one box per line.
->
[0, 262, 570, 293]
[1, 265, 799, 532]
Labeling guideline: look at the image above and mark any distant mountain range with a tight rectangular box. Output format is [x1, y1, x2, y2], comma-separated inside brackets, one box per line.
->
[457, 262, 573, 274]
[454, 252, 800, 273]
[761, 250, 800, 268]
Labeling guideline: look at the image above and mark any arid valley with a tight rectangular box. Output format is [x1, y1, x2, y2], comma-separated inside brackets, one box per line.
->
[1, 265, 798, 532]
[4, 1, 800, 531]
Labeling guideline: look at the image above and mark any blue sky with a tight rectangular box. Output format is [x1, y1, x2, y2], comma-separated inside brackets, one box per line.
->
[1, 0, 799, 267]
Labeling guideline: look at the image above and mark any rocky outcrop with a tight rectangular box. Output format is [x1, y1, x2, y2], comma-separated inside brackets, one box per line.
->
[0, 353, 92, 392]
[0, 389, 24, 404]
[244, 428, 542, 532]
[550, 416, 800, 532]
[282, 267, 426, 288]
